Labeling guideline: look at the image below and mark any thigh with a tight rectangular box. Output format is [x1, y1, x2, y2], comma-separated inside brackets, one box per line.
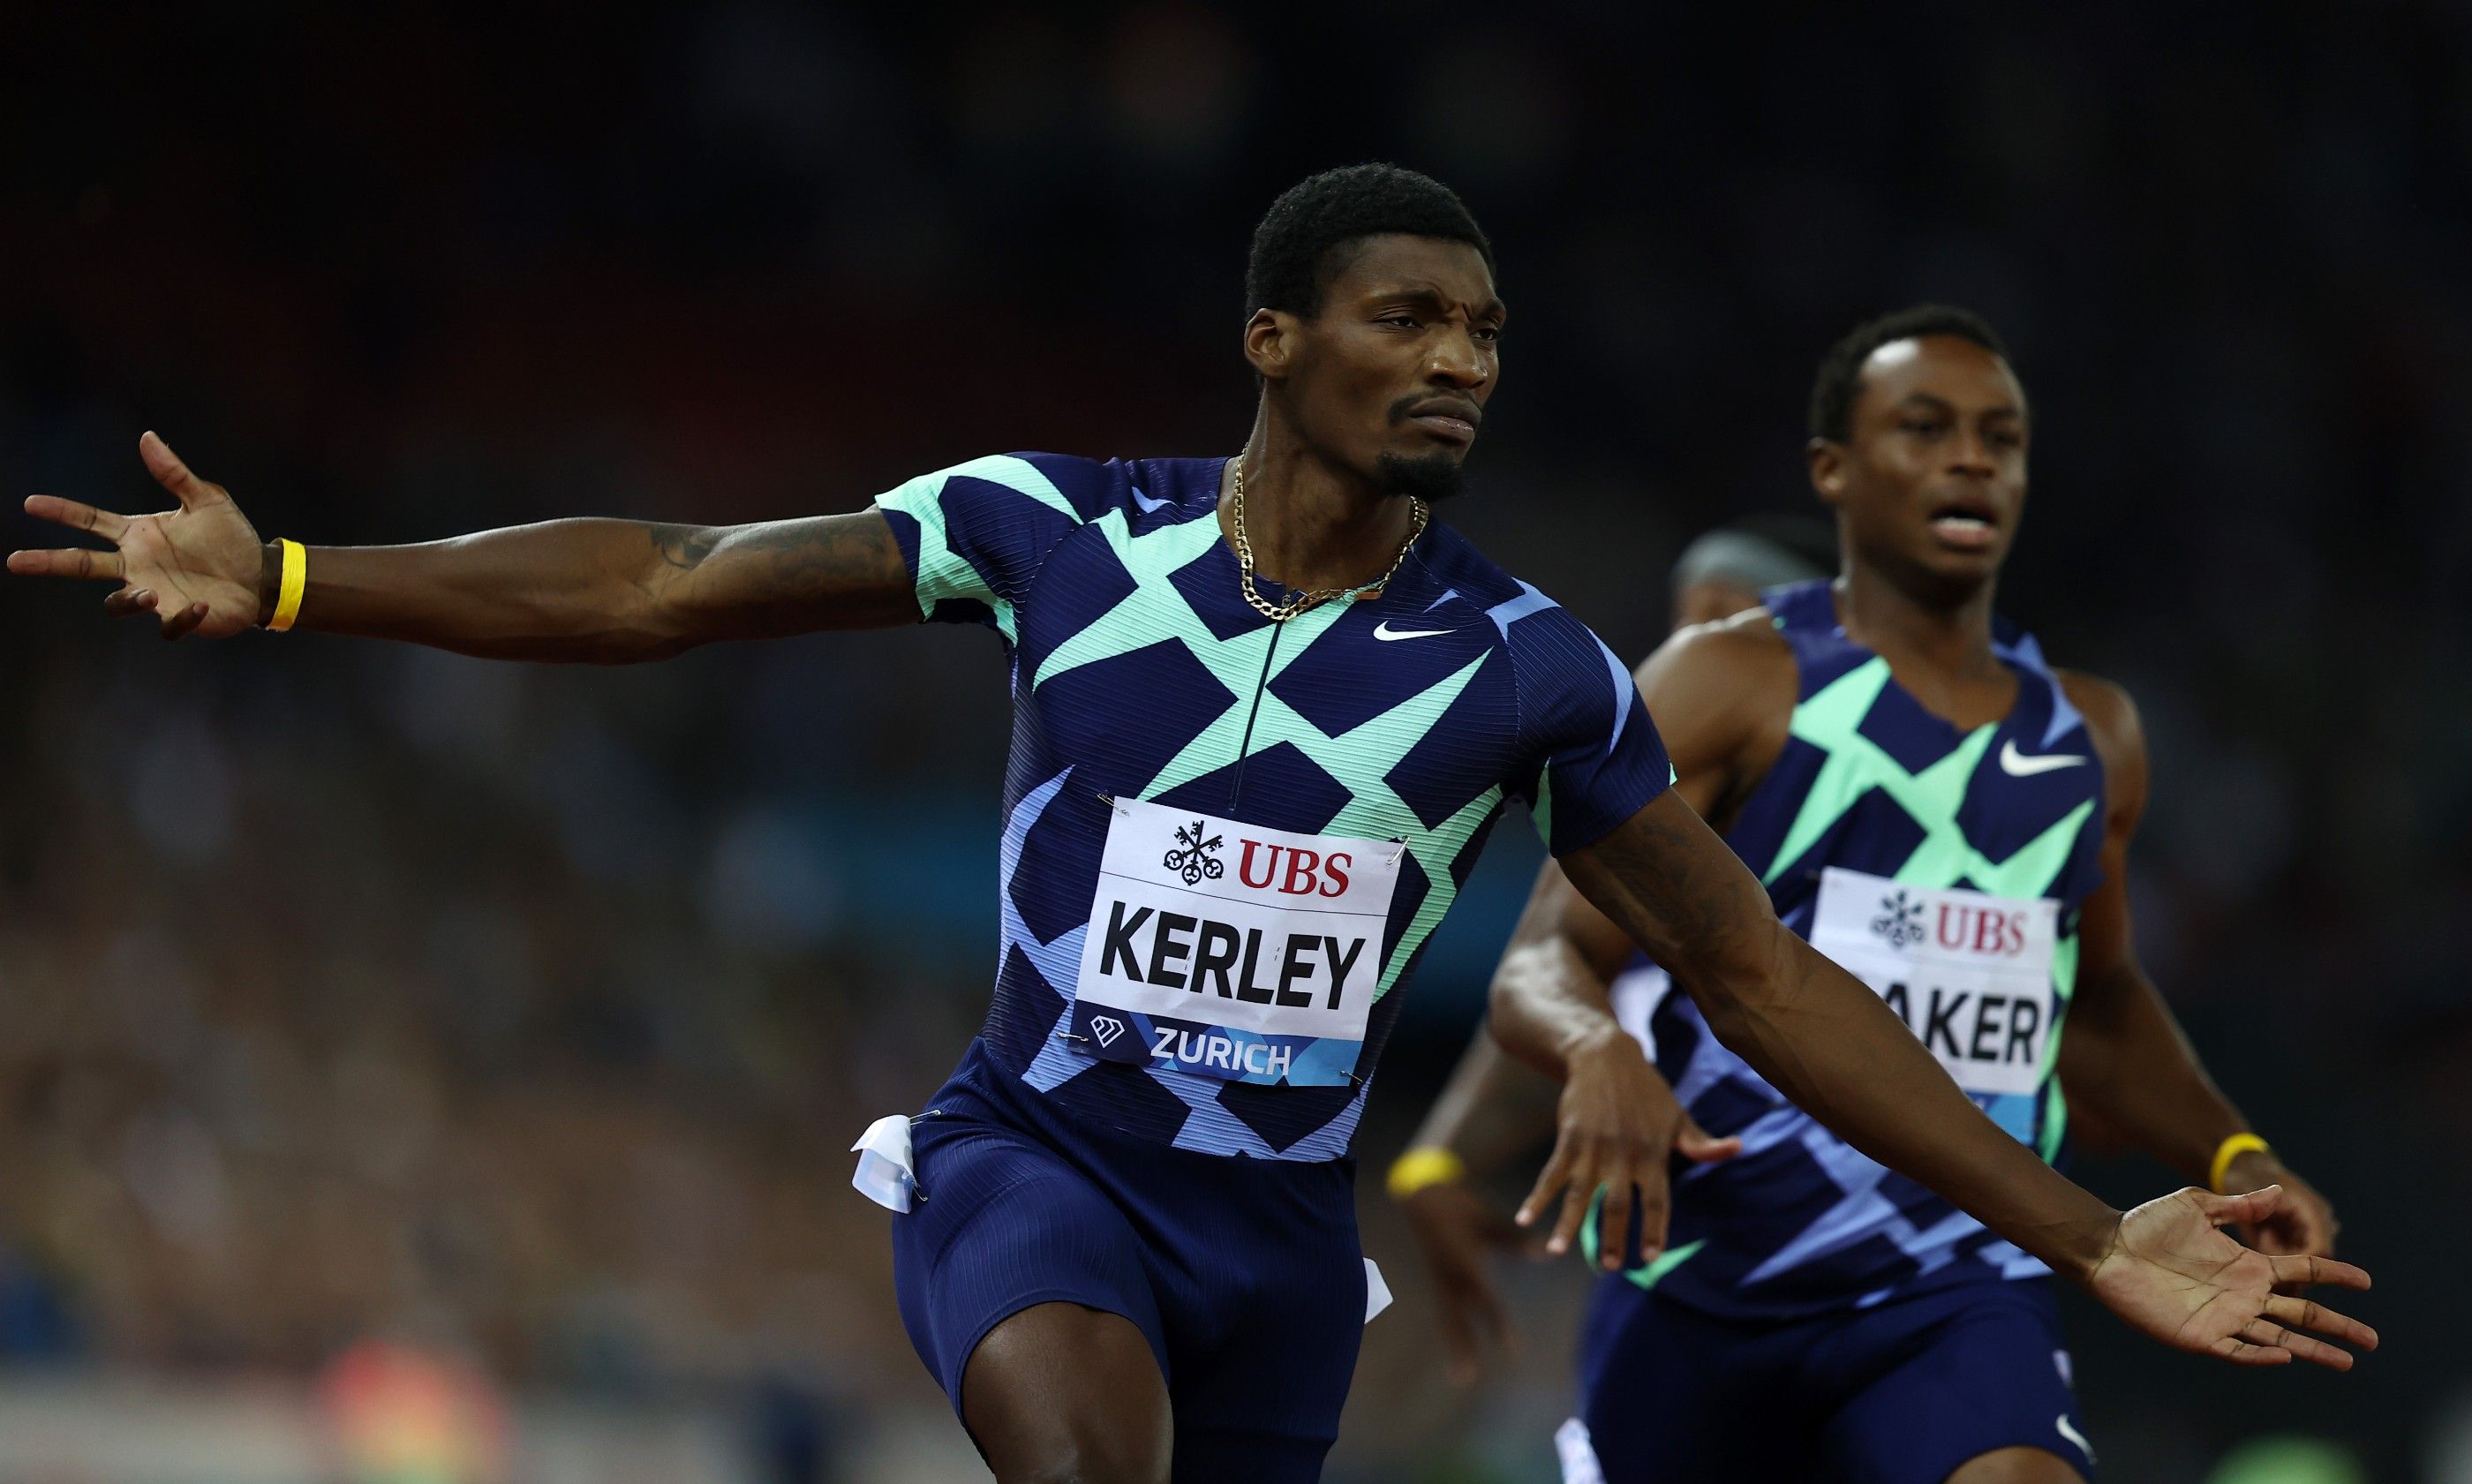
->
[1820, 1283, 2095, 1484]
[1576, 1279, 1823, 1483]
[963, 1300, 1173, 1484]
[1944, 1448, 2088, 1484]
[891, 1115, 1169, 1409]
[1156, 1179, 1368, 1483]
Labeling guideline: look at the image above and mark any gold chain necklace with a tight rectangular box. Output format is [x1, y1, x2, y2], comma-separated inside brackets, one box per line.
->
[1228, 456, 1427, 623]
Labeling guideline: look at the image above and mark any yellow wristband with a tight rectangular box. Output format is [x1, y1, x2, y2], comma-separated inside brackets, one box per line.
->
[1386, 1146, 1466, 1202]
[268, 539, 307, 632]
[2209, 1133, 2272, 1194]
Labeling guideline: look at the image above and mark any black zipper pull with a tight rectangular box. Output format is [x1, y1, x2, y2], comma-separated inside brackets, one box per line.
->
[1227, 620, 1285, 809]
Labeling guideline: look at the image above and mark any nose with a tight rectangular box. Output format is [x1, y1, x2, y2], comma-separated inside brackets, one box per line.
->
[1425, 323, 1488, 390]
[1948, 426, 1995, 478]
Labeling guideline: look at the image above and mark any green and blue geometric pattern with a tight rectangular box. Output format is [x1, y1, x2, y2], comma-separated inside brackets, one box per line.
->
[1609, 579, 2108, 1316]
[875, 453, 1672, 1158]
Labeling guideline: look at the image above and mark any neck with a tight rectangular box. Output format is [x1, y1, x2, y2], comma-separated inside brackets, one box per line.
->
[1218, 403, 1421, 593]
[1833, 555, 2001, 679]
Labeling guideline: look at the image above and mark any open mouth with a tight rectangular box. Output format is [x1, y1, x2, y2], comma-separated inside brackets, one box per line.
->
[1927, 495, 1999, 552]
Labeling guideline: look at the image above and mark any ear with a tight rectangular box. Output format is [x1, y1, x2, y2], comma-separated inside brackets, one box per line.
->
[1806, 437, 1846, 508]
[1244, 308, 1297, 381]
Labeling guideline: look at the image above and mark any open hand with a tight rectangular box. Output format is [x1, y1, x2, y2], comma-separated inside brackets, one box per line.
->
[10, 432, 265, 638]
[2087, 1185, 2375, 1370]
[1515, 1028, 1743, 1272]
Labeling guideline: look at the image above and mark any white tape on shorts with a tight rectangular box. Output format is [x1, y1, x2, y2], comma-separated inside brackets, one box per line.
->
[850, 1113, 917, 1213]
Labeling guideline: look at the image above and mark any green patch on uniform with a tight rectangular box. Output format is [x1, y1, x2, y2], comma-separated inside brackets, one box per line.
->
[876, 456, 1080, 640]
[1750, 654, 2097, 1168]
[1578, 1186, 1708, 1292]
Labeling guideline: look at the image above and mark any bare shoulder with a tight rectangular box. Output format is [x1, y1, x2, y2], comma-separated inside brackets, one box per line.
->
[1635, 605, 1795, 691]
[1634, 606, 1798, 793]
[2055, 668, 2145, 773]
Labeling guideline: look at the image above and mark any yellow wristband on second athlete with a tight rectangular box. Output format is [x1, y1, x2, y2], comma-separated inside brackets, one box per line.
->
[267, 538, 307, 633]
[1386, 1146, 1466, 1202]
[2209, 1133, 2272, 1193]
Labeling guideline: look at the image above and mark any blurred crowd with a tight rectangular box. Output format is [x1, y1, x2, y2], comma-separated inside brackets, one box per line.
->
[2, 3, 2468, 1480]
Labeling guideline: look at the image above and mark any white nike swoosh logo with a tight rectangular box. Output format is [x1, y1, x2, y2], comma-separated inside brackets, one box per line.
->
[2000, 739, 2088, 776]
[1373, 621, 1453, 642]
[2054, 1414, 2095, 1463]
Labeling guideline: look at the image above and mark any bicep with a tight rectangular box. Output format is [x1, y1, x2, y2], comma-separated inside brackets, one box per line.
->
[655, 509, 919, 640]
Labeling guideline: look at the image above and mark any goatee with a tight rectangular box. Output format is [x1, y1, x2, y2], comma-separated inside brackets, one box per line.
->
[1374, 451, 1466, 502]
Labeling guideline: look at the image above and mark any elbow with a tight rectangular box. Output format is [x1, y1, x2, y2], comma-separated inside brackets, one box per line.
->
[1485, 943, 1561, 1067]
[1486, 938, 1563, 1028]
[1484, 957, 1527, 1043]
[1679, 968, 1757, 1049]
[599, 576, 705, 662]
[526, 607, 698, 664]
[509, 606, 702, 665]
[1673, 924, 1797, 1046]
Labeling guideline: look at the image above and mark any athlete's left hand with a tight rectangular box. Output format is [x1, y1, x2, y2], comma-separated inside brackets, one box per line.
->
[2086, 1185, 2376, 1370]
[2220, 1151, 2340, 1261]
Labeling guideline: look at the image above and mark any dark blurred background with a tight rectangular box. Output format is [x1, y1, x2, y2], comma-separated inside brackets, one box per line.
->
[2, 3, 2467, 1480]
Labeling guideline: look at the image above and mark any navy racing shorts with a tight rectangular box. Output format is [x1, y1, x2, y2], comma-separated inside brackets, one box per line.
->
[888, 1039, 1369, 1483]
[1561, 1272, 2096, 1483]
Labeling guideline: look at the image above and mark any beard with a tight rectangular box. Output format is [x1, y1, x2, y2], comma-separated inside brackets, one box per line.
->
[1374, 450, 1466, 502]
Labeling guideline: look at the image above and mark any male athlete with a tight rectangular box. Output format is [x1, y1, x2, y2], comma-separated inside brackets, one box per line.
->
[11, 173, 2370, 1484]
[1403, 305, 2344, 1482]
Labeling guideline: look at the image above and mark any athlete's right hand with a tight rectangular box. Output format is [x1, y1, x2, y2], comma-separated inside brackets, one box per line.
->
[1517, 1027, 1743, 1274]
[10, 432, 266, 639]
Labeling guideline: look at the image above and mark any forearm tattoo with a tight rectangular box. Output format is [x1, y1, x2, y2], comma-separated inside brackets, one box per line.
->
[646, 513, 909, 631]
[651, 524, 720, 571]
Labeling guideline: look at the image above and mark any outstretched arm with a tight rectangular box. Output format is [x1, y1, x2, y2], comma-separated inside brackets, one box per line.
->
[1490, 623, 2373, 1369]
[1509, 788, 2374, 1367]
[1506, 789, 2129, 1275]
[10, 433, 916, 659]
[2056, 674, 2338, 1256]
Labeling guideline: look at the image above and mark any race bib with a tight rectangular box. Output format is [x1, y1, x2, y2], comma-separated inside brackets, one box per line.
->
[1066, 798, 1401, 1087]
[1807, 868, 2059, 1099]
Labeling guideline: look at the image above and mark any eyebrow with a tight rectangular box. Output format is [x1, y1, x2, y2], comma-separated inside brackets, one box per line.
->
[1374, 285, 1508, 320]
[1896, 392, 2025, 419]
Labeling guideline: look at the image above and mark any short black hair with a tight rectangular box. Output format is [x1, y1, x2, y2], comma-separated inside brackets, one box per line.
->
[1808, 305, 2014, 444]
[1245, 163, 1496, 319]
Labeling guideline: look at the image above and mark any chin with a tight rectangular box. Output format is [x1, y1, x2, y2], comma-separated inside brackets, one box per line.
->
[1909, 547, 2002, 601]
[1374, 450, 1466, 502]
